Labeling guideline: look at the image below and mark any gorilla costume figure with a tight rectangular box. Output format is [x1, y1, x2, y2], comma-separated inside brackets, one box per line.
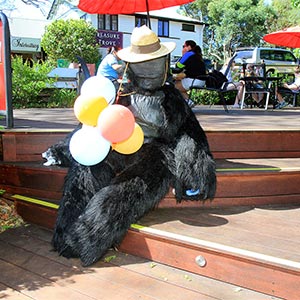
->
[44, 25, 216, 266]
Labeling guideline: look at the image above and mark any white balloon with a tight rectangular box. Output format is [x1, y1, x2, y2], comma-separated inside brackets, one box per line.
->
[80, 75, 116, 104]
[69, 126, 111, 166]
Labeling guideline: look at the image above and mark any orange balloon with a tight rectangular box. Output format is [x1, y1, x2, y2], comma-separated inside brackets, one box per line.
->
[97, 104, 135, 143]
[113, 123, 144, 154]
[74, 94, 108, 126]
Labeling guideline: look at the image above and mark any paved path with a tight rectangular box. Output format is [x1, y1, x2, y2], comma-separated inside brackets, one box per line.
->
[1, 105, 300, 131]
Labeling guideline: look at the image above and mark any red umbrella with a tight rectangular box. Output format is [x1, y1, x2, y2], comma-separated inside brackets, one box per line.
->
[263, 26, 300, 48]
[78, 0, 195, 15]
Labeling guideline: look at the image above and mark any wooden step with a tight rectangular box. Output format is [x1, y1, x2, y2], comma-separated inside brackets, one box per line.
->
[0, 161, 66, 200]
[120, 206, 300, 300]
[2, 130, 300, 162]
[3, 192, 298, 299]
[2, 158, 300, 208]
[1, 127, 300, 299]
[2, 158, 299, 299]
[1, 131, 69, 162]
[0, 223, 282, 300]
[208, 130, 300, 158]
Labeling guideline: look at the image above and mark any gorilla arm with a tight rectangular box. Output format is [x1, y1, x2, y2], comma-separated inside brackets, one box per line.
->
[126, 83, 216, 201]
[160, 85, 216, 201]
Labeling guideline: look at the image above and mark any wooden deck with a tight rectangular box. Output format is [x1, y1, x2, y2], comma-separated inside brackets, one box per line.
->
[1, 106, 300, 299]
[119, 205, 300, 299]
[0, 223, 282, 300]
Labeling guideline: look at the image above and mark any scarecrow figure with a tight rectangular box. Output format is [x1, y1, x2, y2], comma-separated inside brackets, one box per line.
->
[45, 25, 216, 266]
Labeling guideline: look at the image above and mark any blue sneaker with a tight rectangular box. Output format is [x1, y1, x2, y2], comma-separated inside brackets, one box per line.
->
[275, 101, 287, 109]
[185, 98, 195, 108]
[185, 189, 201, 196]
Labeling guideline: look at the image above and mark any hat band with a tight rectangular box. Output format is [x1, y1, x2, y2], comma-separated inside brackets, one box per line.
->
[131, 40, 161, 54]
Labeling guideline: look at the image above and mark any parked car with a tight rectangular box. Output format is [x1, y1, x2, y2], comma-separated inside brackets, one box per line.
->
[225, 47, 299, 76]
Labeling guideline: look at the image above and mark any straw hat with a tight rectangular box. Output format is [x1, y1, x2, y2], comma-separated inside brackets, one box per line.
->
[117, 25, 176, 63]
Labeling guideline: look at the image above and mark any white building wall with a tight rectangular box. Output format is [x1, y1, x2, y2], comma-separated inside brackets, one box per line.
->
[93, 14, 203, 61]
[7, 6, 204, 61]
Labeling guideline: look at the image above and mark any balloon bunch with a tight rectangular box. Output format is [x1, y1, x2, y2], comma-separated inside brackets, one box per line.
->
[69, 75, 144, 166]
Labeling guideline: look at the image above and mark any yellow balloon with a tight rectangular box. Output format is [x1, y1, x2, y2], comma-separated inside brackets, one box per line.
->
[74, 94, 108, 126]
[113, 123, 144, 154]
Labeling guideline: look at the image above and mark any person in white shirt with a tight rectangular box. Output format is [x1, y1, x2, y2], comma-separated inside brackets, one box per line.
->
[275, 66, 300, 109]
[220, 59, 245, 108]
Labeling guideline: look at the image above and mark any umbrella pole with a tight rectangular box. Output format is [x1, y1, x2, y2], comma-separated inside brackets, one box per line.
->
[146, 0, 151, 29]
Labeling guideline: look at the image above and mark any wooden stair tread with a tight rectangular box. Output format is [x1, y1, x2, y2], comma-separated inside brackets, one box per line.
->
[135, 206, 300, 269]
[1, 191, 297, 299]
[0, 224, 280, 300]
[3, 130, 300, 162]
[217, 157, 300, 172]
[2, 157, 300, 209]
[1, 123, 300, 298]
[120, 205, 300, 299]
[2, 157, 300, 172]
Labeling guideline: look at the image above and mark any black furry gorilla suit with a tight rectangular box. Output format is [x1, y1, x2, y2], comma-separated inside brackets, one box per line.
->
[47, 54, 216, 267]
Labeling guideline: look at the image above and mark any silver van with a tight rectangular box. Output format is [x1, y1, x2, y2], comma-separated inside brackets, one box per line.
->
[228, 47, 298, 75]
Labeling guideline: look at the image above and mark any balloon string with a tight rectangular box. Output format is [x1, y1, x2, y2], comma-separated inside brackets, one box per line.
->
[116, 62, 136, 103]
[115, 58, 168, 103]
[162, 58, 168, 86]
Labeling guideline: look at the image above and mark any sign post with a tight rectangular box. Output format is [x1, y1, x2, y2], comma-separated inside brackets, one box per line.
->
[0, 12, 13, 128]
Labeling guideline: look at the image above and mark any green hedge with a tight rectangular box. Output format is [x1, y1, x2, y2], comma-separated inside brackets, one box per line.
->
[191, 89, 236, 106]
[12, 56, 77, 108]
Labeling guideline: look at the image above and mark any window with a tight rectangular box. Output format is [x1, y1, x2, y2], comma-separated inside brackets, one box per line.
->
[135, 16, 147, 27]
[158, 20, 169, 37]
[261, 50, 297, 63]
[235, 50, 253, 63]
[283, 52, 297, 63]
[98, 15, 118, 31]
[182, 24, 195, 32]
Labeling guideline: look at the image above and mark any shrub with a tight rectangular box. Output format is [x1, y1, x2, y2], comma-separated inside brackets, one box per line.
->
[41, 19, 100, 64]
[12, 56, 55, 108]
[46, 89, 77, 108]
[191, 89, 236, 106]
[12, 55, 77, 108]
[192, 90, 220, 105]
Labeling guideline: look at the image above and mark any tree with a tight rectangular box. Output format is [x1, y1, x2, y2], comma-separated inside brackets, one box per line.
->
[180, 0, 210, 22]
[291, 0, 300, 7]
[182, 0, 300, 63]
[41, 19, 100, 64]
[209, 0, 273, 55]
[182, 0, 275, 61]
[267, 0, 300, 32]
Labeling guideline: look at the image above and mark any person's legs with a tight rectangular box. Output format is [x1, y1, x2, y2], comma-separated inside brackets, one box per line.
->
[252, 92, 263, 102]
[276, 86, 284, 102]
[227, 81, 244, 108]
[175, 80, 189, 100]
[236, 82, 245, 105]
[175, 78, 195, 108]
[275, 87, 289, 109]
[175, 78, 205, 108]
